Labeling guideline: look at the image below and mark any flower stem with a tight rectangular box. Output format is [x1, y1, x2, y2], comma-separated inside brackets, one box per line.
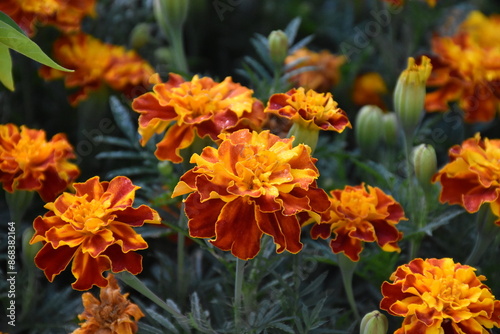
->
[234, 258, 246, 332]
[338, 252, 360, 319]
[177, 201, 188, 306]
[5, 189, 35, 223]
[169, 28, 189, 75]
[466, 205, 498, 266]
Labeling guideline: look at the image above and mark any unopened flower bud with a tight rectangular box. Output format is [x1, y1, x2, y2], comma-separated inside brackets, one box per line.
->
[355, 105, 384, 157]
[381, 112, 398, 146]
[359, 310, 388, 334]
[393, 56, 432, 137]
[158, 160, 173, 177]
[268, 30, 289, 66]
[130, 23, 151, 49]
[154, 0, 189, 38]
[412, 143, 437, 189]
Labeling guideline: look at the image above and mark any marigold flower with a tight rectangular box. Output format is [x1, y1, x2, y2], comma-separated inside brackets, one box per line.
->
[285, 47, 345, 92]
[382, 0, 436, 7]
[72, 274, 144, 334]
[352, 72, 388, 110]
[0, 0, 96, 36]
[30, 176, 161, 290]
[39, 33, 155, 106]
[310, 183, 406, 262]
[380, 258, 500, 334]
[171, 129, 330, 260]
[132, 73, 266, 163]
[432, 134, 500, 219]
[266, 87, 351, 133]
[0, 123, 79, 202]
[425, 11, 500, 123]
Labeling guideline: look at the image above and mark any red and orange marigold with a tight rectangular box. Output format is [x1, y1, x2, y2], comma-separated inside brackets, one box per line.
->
[132, 73, 266, 163]
[171, 129, 330, 260]
[285, 47, 345, 92]
[0, 123, 79, 202]
[309, 183, 406, 261]
[39, 33, 155, 106]
[72, 274, 144, 334]
[380, 258, 500, 334]
[30, 176, 161, 290]
[433, 133, 500, 222]
[0, 0, 96, 36]
[425, 11, 500, 123]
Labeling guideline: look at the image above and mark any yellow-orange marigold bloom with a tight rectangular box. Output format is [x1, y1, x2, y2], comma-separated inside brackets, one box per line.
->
[309, 184, 406, 262]
[380, 258, 500, 334]
[352, 72, 388, 110]
[265, 87, 351, 132]
[425, 11, 500, 123]
[432, 134, 500, 220]
[172, 129, 330, 260]
[285, 48, 345, 92]
[30, 176, 161, 290]
[0, 123, 79, 202]
[72, 274, 144, 334]
[132, 73, 266, 163]
[0, 0, 96, 36]
[39, 33, 155, 106]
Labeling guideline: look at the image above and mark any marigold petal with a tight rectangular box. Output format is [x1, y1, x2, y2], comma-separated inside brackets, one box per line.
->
[256, 211, 302, 254]
[45, 224, 86, 248]
[330, 228, 363, 261]
[103, 176, 139, 209]
[103, 244, 144, 275]
[73, 176, 104, 200]
[34, 244, 77, 282]
[155, 124, 195, 162]
[114, 205, 161, 226]
[108, 222, 148, 252]
[310, 223, 332, 240]
[71, 252, 111, 290]
[211, 198, 262, 260]
[81, 230, 115, 257]
[185, 193, 224, 238]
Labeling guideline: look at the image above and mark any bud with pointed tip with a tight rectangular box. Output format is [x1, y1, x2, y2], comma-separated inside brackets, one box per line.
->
[381, 112, 398, 147]
[268, 30, 289, 66]
[359, 310, 388, 334]
[412, 143, 437, 189]
[355, 105, 384, 157]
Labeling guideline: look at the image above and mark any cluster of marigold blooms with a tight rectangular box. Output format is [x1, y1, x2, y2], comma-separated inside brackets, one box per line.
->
[2, 2, 500, 334]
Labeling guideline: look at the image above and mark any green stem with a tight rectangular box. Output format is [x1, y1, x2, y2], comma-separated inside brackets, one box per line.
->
[338, 253, 360, 319]
[168, 28, 189, 75]
[177, 201, 188, 306]
[234, 258, 246, 332]
[466, 205, 498, 266]
[5, 189, 35, 223]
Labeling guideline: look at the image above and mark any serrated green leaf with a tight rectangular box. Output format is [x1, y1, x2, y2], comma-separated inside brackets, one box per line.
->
[109, 95, 139, 142]
[95, 150, 147, 160]
[0, 20, 72, 72]
[270, 322, 295, 334]
[146, 308, 180, 334]
[0, 44, 14, 91]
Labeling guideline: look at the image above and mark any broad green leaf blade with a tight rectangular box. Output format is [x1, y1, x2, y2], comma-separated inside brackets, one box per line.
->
[0, 44, 13, 90]
[0, 11, 26, 35]
[0, 20, 73, 72]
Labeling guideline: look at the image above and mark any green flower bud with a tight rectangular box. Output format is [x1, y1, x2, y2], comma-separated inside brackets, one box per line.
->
[381, 112, 398, 147]
[359, 310, 388, 334]
[158, 160, 173, 177]
[393, 56, 432, 138]
[268, 30, 289, 66]
[154, 0, 189, 36]
[412, 143, 437, 189]
[355, 105, 384, 157]
[130, 23, 151, 49]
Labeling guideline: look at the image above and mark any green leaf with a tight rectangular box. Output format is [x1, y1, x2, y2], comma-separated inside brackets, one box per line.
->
[0, 44, 13, 91]
[0, 19, 72, 72]
[0, 11, 26, 35]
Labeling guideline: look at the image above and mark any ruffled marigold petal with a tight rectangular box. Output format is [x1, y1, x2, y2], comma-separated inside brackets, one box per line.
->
[71, 252, 111, 290]
[34, 244, 77, 282]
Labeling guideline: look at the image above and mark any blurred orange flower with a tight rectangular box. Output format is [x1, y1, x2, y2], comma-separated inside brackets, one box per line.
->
[0, 123, 79, 202]
[265, 87, 351, 132]
[380, 258, 500, 334]
[132, 73, 266, 163]
[352, 72, 388, 110]
[72, 274, 144, 334]
[285, 48, 345, 92]
[433, 134, 500, 219]
[309, 183, 406, 261]
[172, 129, 330, 260]
[425, 11, 500, 123]
[382, 0, 436, 7]
[39, 33, 155, 106]
[0, 0, 96, 36]
[30, 176, 161, 290]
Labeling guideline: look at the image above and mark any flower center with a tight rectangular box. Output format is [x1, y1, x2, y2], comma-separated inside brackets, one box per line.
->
[13, 135, 49, 169]
[63, 199, 109, 232]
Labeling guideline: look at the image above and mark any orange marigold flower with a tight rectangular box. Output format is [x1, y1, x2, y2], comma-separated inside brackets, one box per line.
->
[0, 0, 96, 36]
[30, 176, 161, 290]
[382, 0, 436, 7]
[0, 123, 79, 202]
[425, 11, 500, 123]
[72, 274, 144, 334]
[380, 258, 500, 334]
[432, 134, 500, 218]
[265, 87, 351, 132]
[285, 47, 345, 92]
[352, 72, 388, 110]
[171, 129, 330, 260]
[39, 33, 155, 106]
[132, 73, 266, 163]
[309, 183, 406, 262]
